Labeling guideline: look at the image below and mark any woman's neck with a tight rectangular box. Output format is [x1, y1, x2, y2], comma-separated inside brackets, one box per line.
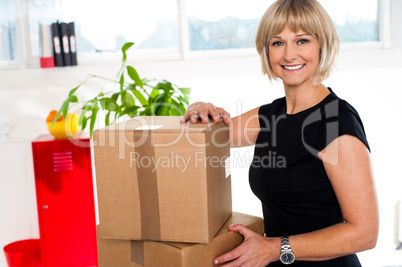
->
[284, 83, 330, 115]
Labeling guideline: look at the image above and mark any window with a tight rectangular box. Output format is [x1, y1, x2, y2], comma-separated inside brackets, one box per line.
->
[60, 0, 178, 55]
[25, 0, 178, 59]
[186, 0, 273, 51]
[0, 0, 385, 67]
[26, 0, 62, 58]
[186, 0, 379, 51]
[0, 0, 18, 61]
[320, 0, 378, 43]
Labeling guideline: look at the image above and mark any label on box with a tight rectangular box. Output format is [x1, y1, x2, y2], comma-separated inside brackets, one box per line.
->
[136, 125, 163, 130]
[225, 157, 231, 178]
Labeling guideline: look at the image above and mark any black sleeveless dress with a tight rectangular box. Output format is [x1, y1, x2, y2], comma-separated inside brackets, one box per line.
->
[249, 88, 369, 266]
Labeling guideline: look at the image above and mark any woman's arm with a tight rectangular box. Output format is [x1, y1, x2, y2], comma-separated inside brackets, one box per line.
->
[214, 134, 379, 266]
[290, 134, 379, 260]
[181, 102, 261, 147]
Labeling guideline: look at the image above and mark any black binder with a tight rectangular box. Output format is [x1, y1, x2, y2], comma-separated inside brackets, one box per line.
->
[59, 22, 71, 66]
[51, 22, 64, 67]
[68, 22, 77, 65]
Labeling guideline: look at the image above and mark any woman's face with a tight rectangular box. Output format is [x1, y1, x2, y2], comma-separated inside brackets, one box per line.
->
[268, 25, 321, 88]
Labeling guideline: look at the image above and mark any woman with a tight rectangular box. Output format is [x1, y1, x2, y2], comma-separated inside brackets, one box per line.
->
[181, 0, 379, 266]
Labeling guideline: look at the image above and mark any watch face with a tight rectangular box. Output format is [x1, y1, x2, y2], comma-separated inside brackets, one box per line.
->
[280, 252, 295, 264]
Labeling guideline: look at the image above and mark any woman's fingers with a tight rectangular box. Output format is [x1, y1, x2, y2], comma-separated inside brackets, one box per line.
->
[214, 244, 244, 266]
[217, 108, 231, 124]
[181, 102, 230, 124]
[213, 224, 247, 265]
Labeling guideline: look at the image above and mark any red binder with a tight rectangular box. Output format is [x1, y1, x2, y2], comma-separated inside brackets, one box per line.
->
[31, 135, 98, 267]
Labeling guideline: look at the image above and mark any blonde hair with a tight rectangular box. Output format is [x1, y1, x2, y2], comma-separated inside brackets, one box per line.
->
[255, 0, 339, 86]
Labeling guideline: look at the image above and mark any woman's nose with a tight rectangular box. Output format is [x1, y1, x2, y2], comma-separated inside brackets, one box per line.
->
[284, 45, 297, 62]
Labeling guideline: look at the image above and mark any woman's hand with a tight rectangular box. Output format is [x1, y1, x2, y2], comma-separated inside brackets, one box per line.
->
[181, 102, 231, 124]
[213, 224, 280, 267]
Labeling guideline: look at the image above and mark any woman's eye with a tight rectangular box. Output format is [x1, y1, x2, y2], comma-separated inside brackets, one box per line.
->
[298, 39, 309, 45]
[272, 41, 283, 46]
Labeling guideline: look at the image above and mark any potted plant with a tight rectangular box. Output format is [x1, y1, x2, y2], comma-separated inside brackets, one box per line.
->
[51, 42, 191, 138]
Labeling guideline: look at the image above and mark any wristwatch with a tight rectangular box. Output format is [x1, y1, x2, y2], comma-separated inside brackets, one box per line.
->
[279, 236, 295, 265]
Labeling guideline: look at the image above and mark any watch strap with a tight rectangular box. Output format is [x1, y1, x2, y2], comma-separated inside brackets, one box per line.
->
[281, 236, 292, 252]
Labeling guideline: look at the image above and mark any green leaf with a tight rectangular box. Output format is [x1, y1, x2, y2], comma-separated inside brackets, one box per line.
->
[155, 103, 170, 116]
[132, 89, 148, 106]
[123, 106, 140, 115]
[69, 95, 78, 103]
[105, 111, 111, 126]
[154, 92, 167, 103]
[50, 105, 65, 128]
[111, 92, 119, 102]
[62, 101, 69, 118]
[126, 66, 144, 88]
[179, 87, 191, 96]
[68, 84, 81, 97]
[122, 92, 135, 107]
[82, 99, 97, 111]
[141, 104, 156, 116]
[89, 103, 98, 139]
[119, 73, 124, 93]
[149, 88, 160, 100]
[122, 42, 134, 63]
[177, 95, 190, 106]
[99, 97, 116, 110]
[171, 99, 186, 116]
[82, 103, 93, 111]
[78, 112, 88, 131]
[81, 116, 88, 131]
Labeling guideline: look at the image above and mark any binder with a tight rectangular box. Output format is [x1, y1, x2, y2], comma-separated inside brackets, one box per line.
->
[68, 22, 77, 65]
[59, 22, 71, 66]
[51, 22, 64, 67]
[39, 23, 55, 68]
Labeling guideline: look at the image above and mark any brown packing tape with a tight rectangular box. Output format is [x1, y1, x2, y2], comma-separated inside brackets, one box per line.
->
[97, 225, 142, 267]
[134, 130, 161, 240]
[131, 241, 145, 266]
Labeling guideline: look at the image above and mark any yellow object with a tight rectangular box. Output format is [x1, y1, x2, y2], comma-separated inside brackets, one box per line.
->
[46, 111, 79, 139]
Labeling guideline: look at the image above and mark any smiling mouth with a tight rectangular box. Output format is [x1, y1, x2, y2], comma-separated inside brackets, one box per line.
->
[282, 64, 305, 71]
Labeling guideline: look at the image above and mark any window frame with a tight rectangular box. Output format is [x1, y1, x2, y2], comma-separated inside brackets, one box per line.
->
[1, 0, 391, 69]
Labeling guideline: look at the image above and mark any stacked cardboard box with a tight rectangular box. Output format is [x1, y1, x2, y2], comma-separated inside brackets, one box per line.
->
[93, 116, 265, 266]
[97, 212, 264, 267]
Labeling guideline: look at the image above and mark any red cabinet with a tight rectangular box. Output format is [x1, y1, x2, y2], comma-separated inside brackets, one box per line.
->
[32, 135, 98, 267]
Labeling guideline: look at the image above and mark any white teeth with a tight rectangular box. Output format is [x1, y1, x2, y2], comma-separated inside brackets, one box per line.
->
[283, 64, 304, 70]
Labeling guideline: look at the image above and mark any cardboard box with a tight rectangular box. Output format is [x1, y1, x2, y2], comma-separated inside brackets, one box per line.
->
[93, 116, 232, 243]
[97, 212, 265, 267]
[97, 228, 139, 267]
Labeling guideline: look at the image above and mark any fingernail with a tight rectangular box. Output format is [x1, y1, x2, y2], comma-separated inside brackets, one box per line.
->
[214, 259, 219, 264]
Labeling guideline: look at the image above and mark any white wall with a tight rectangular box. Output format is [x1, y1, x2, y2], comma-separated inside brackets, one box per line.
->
[1, 46, 402, 266]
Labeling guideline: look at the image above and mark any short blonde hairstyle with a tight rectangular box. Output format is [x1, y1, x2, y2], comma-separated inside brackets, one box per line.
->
[255, 0, 339, 86]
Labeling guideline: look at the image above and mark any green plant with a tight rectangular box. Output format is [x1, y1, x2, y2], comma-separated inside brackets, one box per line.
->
[52, 42, 191, 138]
